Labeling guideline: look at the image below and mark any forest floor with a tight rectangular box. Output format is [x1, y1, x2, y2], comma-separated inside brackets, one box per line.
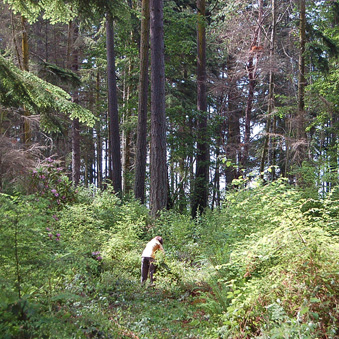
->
[95, 265, 214, 339]
[107, 281, 209, 338]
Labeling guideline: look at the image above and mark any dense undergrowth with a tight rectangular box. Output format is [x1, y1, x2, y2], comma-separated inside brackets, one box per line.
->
[1, 177, 339, 338]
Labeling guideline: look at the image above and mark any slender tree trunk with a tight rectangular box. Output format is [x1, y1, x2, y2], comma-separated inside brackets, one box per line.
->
[69, 22, 81, 186]
[21, 16, 29, 72]
[106, 15, 122, 195]
[134, 0, 150, 204]
[225, 56, 240, 187]
[72, 118, 80, 185]
[211, 146, 220, 210]
[243, 0, 263, 167]
[11, 12, 22, 70]
[21, 16, 31, 145]
[122, 55, 133, 195]
[296, 0, 307, 168]
[150, 0, 167, 216]
[87, 84, 95, 187]
[178, 150, 186, 212]
[96, 71, 103, 189]
[192, 0, 209, 218]
[260, 0, 276, 179]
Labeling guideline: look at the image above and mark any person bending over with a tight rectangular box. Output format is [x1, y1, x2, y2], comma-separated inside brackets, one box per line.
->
[141, 236, 164, 284]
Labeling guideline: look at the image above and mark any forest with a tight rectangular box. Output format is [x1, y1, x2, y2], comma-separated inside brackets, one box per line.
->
[1, 0, 339, 338]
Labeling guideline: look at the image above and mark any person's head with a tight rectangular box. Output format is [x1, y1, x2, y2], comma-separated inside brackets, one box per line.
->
[155, 236, 163, 245]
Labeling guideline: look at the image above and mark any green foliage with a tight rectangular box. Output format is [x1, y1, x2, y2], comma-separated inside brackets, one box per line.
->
[0, 55, 96, 131]
[38, 61, 82, 88]
[194, 181, 339, 338]
[150, 210, 201, 262]
[4, 0, 76, 24]
[29, 157, 77, 208]
[1, 182, 339, 338]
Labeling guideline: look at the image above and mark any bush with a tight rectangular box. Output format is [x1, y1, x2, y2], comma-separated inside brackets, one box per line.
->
[191, 181, 339, 338]
[29, 157, 76, 208]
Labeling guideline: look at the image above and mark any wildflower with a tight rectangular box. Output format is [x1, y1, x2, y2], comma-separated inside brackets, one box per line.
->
[52, 215, 59, 221]
[54, 193, 59, 197]
[56, 233, 61, 238]
[96, 256, 102, 261]
[48, 233, 53, 239]
[51, 189, 57, 194]
[46, 227, 51, 231]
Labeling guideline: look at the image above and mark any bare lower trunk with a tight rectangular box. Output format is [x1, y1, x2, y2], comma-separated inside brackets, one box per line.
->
[149, 0, 167, 216]
[192, 0, 209, 218]
[106, 15, 122, 194]
[134, 0, 150, 204]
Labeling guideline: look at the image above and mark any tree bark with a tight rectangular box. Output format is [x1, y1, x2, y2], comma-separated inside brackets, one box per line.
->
[106, 15, 122, 195]
[225, 56, 241, 187]
[296, 0, 307, 167]
[21, 15, 31, 145]
[134, 0, 150, 204]
[69, 22, 81, 186]
[149, 0, 167, 216]
[96, 71, 103, 189]
[243, 0, 263, 167]
[192, 0, 209, 218]
[260, 0, 276, 180]
[122, 79, 133, 195]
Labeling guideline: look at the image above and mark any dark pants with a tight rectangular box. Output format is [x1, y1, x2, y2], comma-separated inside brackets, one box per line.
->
[141, 257, 156, 284]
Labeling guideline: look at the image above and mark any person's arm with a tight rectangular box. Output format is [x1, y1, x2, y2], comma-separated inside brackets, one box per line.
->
[158, 242, 164, 253]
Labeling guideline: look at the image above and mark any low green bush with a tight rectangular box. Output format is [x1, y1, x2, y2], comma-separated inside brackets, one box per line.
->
[1, 180, 338, 338]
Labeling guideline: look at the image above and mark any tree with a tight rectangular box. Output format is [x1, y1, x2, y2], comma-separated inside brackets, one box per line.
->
[242, 0, 263, 167]
[106, 14, 122, 194]
[134, 0, 150, 204]
[192, 0, 209, 217]
[21, 15, 31, 144]
[69, 21, 81, 186]
[296, 0, 307, 167]
[149, 0, 167, 216]
[260, 0, 277, 179]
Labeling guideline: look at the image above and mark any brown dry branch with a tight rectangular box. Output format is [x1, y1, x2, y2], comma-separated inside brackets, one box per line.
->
[0, 135, 45, 191]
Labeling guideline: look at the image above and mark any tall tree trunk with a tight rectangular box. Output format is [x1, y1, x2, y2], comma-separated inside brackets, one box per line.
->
[122, 54, 133, 196]
[260, 0, 276, 180]
[69, 22, 81, 186]
[123, 0, 138, 196]
[96, 71, 103, 189]
[21, 16, 31, 145]
[106, 15, 122, 195]
[225, 56, 240, 187]
[211, 145, 220, 210]
[87, 83, 95, 187]
[243, 0, 263, 168]
[178, 149, 186, 213]
[134, 0, 150, 204]
[149, 0, 167, 216]
[296, 0, 307, 168]
[192, 0, 209, 218]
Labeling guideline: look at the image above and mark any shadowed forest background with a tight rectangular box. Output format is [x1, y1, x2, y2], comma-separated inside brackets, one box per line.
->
[1, 0, 339, 338]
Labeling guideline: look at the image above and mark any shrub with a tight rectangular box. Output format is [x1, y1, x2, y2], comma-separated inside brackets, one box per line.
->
[29, 157, 76, 208]
[191, 181, 339, 338]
